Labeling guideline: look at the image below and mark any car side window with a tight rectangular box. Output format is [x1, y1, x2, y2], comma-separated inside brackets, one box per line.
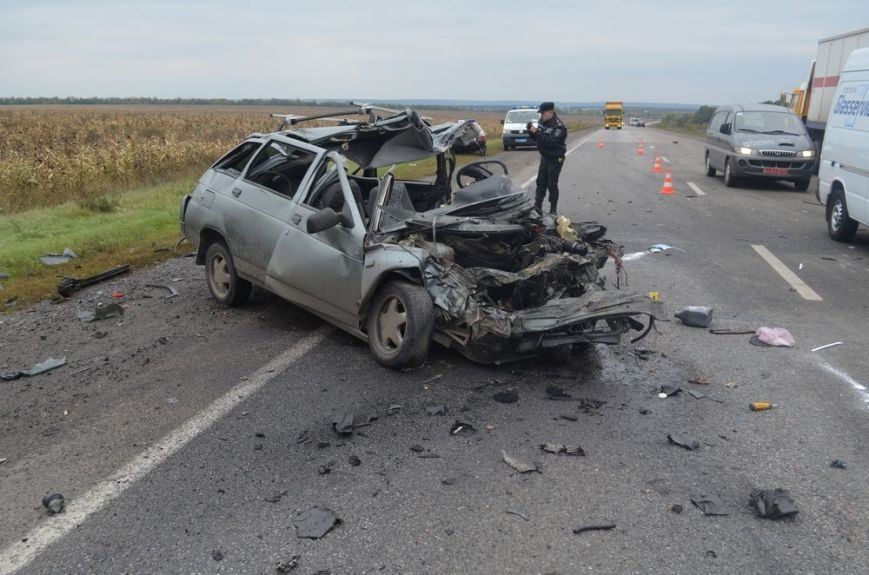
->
[213, 141, 260, 176]
[708, 112, 723, 132]
[304, 158, 364, 225]
[244, 140, 316, 198]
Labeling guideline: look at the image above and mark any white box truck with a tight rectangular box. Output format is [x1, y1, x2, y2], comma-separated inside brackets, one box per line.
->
[787, 28, 869, 149]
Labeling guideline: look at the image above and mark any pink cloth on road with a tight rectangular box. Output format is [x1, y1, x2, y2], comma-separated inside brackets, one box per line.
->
[756, 327, 796, 347]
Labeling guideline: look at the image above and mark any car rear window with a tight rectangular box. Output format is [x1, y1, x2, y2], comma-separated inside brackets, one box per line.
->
[214, 141, 260, 176]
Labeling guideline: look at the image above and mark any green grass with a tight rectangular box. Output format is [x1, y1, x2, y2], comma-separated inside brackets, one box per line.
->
[0, 179, 194, 307]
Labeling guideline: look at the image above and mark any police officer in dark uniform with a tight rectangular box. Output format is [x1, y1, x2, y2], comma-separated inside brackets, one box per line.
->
[528, 101, 567, 214]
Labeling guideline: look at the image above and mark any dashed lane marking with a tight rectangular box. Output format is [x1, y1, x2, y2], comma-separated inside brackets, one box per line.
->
[686, 182, 706, 196]
[751, 245, 823, 301]
[0, 328, 330, 575]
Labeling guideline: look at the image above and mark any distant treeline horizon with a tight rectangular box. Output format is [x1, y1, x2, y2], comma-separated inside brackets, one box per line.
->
[0, 96, 701, 114]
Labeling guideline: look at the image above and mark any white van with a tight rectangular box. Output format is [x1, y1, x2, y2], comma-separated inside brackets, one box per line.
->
[501, 106, 539, 150]
[818, 47, 869, 242]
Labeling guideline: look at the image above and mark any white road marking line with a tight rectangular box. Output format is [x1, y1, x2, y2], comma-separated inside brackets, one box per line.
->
[815, 359, 869, 406]
[522, 130, 599, 189]
[686, 182, 706, 196]
[648, 145, 655, 150]
[751, 245, 823, 301]
[0, 328, 329, 575]
[661, 156, 670, 164]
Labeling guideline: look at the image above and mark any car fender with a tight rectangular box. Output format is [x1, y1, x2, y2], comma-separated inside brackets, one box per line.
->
[360, 246, 427, 317]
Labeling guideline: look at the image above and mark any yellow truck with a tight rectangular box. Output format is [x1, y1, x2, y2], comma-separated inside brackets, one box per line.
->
[604, 101, 624, 129]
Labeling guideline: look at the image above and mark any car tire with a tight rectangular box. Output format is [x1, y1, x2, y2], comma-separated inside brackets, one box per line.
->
[793, 179, 810, 192]
[827, 190, 859, 243]
[723, 159, 737, 187]
[205, 241, 251, 307]
[705, 154, 716, 177]
[367, 280, 434, 368]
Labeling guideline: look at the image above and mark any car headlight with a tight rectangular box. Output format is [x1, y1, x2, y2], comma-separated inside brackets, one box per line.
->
[799, 149, 814, 158]
[734, 147, 753, 156]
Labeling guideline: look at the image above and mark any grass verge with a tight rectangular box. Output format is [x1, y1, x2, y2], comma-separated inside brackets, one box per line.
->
[0, 179, 195, 309]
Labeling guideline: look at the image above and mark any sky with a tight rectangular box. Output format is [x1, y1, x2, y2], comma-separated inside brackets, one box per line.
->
[1, 0, 867, 105]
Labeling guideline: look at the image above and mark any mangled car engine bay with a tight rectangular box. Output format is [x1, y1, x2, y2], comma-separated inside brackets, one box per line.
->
[367, 171, 661, 363]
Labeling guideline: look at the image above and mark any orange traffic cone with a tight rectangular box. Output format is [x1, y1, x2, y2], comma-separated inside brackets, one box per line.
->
[636, 145, 645, 156]
[659, 168, 676, 195]
[651, 155, 663, 173]
[596, 139, 604, 148]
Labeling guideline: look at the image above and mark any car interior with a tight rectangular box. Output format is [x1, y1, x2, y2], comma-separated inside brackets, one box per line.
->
[244, 141, 317, 197]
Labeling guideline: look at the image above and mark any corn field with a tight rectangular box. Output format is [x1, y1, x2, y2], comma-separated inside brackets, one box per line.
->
[0, 105, 541, 213]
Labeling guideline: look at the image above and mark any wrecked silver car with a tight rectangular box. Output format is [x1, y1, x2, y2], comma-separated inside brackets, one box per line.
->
[181, 105, 659, 367]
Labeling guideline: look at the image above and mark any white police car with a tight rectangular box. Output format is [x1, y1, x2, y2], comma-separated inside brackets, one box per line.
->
[501, 106, 539, 150]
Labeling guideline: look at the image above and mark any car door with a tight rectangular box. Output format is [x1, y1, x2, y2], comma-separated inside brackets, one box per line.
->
[264, 153, 366, 331]
[706, 112, 723, 167]
[221, 138, 320, 282]
[709, 112, 731, 170]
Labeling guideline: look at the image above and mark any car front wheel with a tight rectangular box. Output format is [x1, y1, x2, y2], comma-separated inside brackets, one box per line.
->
[366, 280, 434, 368]
[705, 154, 716, 177]
[723, 159, 737, 187]
[827, 190, 859, 243]
[205, 242, 251, 306]
[793, 179, 810, 192]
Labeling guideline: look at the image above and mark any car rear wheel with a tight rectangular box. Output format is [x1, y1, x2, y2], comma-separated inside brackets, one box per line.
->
[367, 281, 434, 368]
[827, 190, 859, 243]
[793, 179, 810, 192]
[723, 159, 737, 187]
[205, 242, 251, 306]
[705, 154, 716, 177]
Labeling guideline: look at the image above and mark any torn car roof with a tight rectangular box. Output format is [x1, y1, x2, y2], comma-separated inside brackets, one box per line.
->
[281, 109, 473, 169]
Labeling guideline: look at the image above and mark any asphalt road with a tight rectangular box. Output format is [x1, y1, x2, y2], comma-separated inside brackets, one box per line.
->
[1, 126, 867, 574]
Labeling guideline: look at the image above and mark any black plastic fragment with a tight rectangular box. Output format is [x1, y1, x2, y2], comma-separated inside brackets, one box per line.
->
[750, 489, 798, 520]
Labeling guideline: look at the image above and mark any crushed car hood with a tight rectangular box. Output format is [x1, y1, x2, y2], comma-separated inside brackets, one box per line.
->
[286, 109, 473, 169]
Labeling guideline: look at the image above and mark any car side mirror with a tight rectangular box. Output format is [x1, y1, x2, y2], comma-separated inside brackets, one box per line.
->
[306, 207, 343, 234]
[720, 123, 731, 135]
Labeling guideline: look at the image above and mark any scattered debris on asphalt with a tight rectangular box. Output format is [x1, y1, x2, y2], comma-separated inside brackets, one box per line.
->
[144, 283, 179, 299]
[76, 302, 124, 322]
[502, 451, 539, 474]
[546, 385, 572, 399]
[421, 374, 443, 386]
[317, 461, 335, 475]
[39, 248, 78, 266]
[750, 489, 798, 520]
[387, 404, 402, 415]
[332, 412, 375, 435]
[622, 243, 682, 262]
[710, 328, 755, 335]
[811, 342, 843, 352]
[348, 455, 361, 466]
[295, 507, 341, 539]
[674, 306, 714, 328]
[572, 523, 616, 534]
[409, 444, 425, 453]
[539, 443, 586, 456]
[559, 414, 578, 421]
[691, 494, 728, 516]
[493, 389, 519, 404]
[749, 402, 777, 412]
[56, 264, 131, 297]
[450, 420, 476, 436]
[687, 389, 725, 403]
[1, 356, 67, 381]
[505, 509, 529, 521]
[752, 327, 796, 348]
[425, 404, 447, 416]
[658, 384, 682, 399]
[830, 459, 847, 469]
[669, 504, 683, 514]
[264, 490, 288, 503]
[275, 556, 301, 573]
[668, 434, 700, 451]
[42, 493, 65, 515]
[688, 376, 709, 385]
[211, 549, 224, 562]
[578, 398, 606, 412]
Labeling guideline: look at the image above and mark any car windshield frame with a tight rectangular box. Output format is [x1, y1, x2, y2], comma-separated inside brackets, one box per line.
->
[505, 110, 539, 124]
[733, 111, 806, 136]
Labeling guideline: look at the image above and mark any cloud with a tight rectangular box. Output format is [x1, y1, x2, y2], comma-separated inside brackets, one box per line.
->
[0, 0, 866, 104]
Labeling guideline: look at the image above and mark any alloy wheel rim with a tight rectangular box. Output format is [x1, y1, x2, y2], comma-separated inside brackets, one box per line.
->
[377, 296, 407, 354]
[209, 254, 231, 298]
[831, 201, 844, 231]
